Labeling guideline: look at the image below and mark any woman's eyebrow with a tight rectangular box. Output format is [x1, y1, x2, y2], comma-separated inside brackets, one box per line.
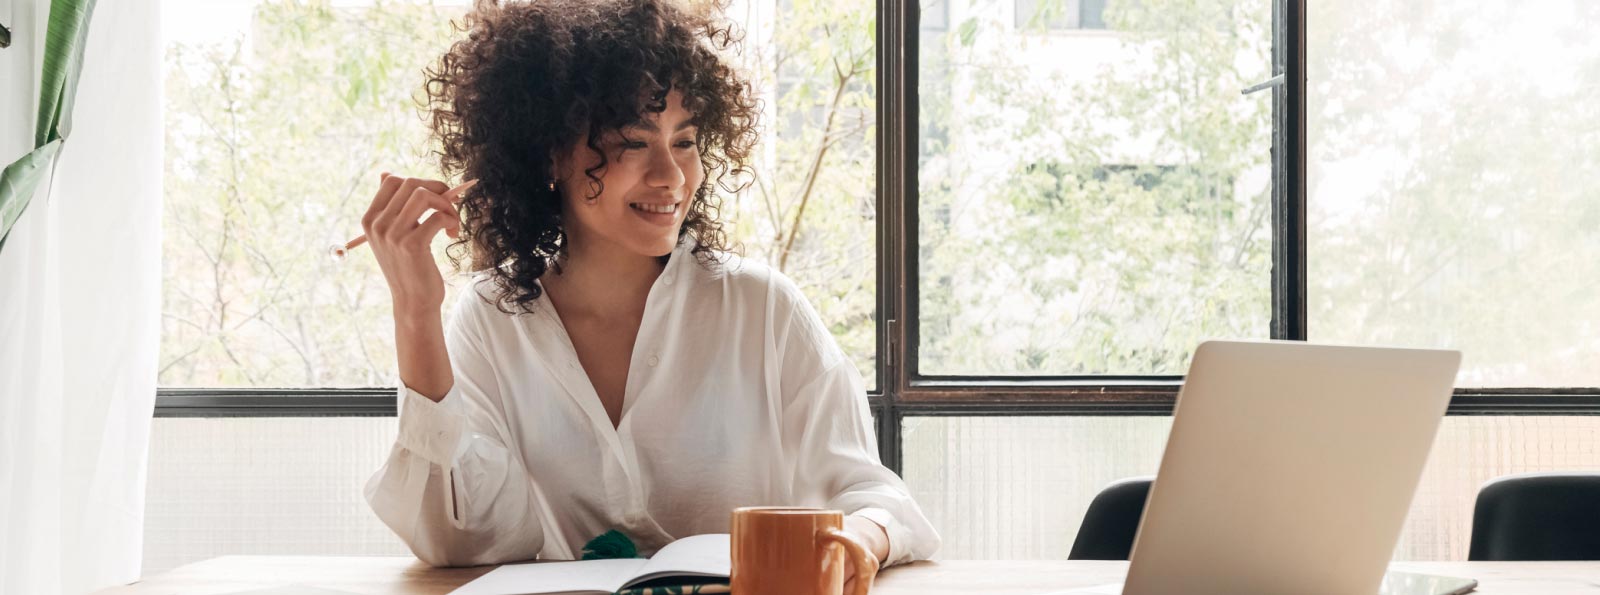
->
[625, 120, 698, 133]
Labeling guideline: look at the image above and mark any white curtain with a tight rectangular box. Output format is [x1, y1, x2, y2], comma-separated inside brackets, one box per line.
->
[0, 0, 163, 593]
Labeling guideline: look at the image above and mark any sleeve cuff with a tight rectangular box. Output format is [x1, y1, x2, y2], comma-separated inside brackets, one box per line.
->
[396, 383, 470, 467]
[849, 507, 907, 567]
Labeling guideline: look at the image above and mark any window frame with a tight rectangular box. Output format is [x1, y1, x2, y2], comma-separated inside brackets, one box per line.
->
[154, 0, 1600, 475]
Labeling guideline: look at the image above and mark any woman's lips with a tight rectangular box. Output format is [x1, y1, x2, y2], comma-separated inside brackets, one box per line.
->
[629, 201, 679, 225]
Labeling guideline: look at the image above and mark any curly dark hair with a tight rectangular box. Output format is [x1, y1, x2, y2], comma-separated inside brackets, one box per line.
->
[424, 0, 759, 314]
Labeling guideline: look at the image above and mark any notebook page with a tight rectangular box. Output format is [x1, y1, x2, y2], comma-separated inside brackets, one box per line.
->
[624, 534, 732, 587]
[450, 558, 647, 595]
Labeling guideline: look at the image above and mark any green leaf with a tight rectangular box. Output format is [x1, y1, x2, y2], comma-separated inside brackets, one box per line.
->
[36, 0, 99, 147]
[957, 18, 978, 48]
[6, 0, 96, 254]
[0, 140, 64, 249]
[580, 529, 641, 560]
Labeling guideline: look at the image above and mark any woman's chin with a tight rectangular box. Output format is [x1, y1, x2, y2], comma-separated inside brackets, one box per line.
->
[631, 232, 681, 258]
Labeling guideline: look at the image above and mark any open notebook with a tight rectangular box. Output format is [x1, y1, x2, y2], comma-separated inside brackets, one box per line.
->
[450, 534, 731, 595]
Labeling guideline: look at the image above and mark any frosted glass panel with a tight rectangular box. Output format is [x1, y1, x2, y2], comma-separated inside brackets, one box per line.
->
[902, 416, 1171, 559]
[1398, 416, 1600, 560]
[142, 417, 408, 575]
[902, 415, 1600, 561]
[144, 414, 1600, 573]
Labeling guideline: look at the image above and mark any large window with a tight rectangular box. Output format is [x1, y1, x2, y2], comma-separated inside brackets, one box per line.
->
[153, 0, 1600, 573]
[159, 0, 877, 389]
[156, 0, 878, 571]
[1306, 0, 1600, 387]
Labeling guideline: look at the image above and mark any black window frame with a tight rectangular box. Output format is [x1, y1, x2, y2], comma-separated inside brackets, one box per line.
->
[155, 0, 1600, 475]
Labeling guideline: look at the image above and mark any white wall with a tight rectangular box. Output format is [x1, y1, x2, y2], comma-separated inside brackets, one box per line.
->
[2, 0, 40, 158]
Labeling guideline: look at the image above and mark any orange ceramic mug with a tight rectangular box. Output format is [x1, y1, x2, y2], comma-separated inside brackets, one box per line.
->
[730, 507, 879, 595]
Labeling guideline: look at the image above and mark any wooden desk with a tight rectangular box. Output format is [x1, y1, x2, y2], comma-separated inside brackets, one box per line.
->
[95, 556, 1600, 595]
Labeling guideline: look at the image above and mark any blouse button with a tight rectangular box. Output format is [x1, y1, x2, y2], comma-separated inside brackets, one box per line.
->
[648, 355, 660, 367]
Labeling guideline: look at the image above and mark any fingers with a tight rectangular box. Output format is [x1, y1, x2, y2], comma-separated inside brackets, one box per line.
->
[393, 178, 477, 233]
[397, 187, 460, 232]
[415, 209, 462, 242]
[362, 174, 406, 232]
[382, 177, 449, 221]
[364, 174, 458, 241]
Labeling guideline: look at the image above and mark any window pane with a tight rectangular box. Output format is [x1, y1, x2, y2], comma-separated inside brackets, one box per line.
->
[142, 417, 407, 574]
[917, 0, 1275, 376]
[725, 0, 879, 388]
[1308, 1, 1600, 387]
[160, 1, 468, 387]
[160, 0, 878, 389]
[902, 415, 1600, 561]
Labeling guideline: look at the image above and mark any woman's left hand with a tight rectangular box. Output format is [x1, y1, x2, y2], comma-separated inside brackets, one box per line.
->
[841, 514, 890, 593]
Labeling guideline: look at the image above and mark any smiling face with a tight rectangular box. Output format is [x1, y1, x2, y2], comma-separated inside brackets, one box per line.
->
[556, 89, 705, 260]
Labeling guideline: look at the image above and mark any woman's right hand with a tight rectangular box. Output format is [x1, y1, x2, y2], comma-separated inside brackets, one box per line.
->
[361, 173, 477, 317]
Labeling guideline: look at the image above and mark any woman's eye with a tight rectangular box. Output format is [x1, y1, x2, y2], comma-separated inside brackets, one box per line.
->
[621, 140, 647, 150]
[675, 139, 698, 149]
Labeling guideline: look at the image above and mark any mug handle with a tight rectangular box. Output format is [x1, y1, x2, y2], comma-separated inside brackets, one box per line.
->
[817, 527, 880, 595]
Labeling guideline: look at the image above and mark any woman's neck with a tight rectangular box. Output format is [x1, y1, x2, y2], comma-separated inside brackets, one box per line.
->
[543, 234, 668, 320]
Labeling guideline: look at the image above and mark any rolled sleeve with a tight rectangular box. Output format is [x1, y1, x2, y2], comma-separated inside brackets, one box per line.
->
[396, 384, 471, 467]
[848, 507, 913, 568]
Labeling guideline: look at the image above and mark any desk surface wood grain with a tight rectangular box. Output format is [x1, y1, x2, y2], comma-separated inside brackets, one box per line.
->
[93, 556, 1600, 595]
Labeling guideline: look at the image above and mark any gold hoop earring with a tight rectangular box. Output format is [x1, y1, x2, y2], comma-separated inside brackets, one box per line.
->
[547, 180, 557, 192]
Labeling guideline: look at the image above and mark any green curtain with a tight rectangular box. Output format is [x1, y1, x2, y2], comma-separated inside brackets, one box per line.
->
[0, 0, 98, 253]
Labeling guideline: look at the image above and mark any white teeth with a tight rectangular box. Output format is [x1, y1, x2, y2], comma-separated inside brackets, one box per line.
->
[631, 203, 676, 214]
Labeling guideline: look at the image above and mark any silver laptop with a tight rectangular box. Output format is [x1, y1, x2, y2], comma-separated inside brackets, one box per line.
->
[1070, 340, 1473, 595]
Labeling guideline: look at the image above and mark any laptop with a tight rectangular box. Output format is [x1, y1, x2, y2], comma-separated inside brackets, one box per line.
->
[1066, 340, 1474, 595]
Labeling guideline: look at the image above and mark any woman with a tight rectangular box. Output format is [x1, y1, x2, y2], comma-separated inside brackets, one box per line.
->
[359, 0, 941, 586]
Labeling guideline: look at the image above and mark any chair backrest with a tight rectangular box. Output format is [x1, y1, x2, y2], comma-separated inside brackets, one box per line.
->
[1469, 472, 1600, 561]
[1069, 476, 1154, 560]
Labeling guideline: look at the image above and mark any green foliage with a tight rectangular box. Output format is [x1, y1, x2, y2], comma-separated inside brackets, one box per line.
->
[161, 0, 1598, 388]
[0, 140, 62, 253]
[0, 0, 97, 251]
[728, 0, 880, 385]
[917, 0, 1273, 375]
[36, 0, 99, 146]
[161, 0, 463, 385]
[1306, 0, 1600, 385]
[581, 529, 642, 560]
[161, 0, 885, 387]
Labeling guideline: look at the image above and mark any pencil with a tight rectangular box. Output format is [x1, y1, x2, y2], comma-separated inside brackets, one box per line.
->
[329, 178, 478, 261]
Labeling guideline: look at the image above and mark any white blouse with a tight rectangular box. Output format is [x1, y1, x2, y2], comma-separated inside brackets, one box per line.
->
[364, 235, 941, 568]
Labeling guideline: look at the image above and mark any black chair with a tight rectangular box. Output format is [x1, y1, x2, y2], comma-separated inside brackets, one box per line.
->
[1069, 476, 1154, 560]
[1469, 472, 1600, 561]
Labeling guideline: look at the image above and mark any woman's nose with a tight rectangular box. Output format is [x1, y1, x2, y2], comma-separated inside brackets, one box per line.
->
[644, 144, 687, 190]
